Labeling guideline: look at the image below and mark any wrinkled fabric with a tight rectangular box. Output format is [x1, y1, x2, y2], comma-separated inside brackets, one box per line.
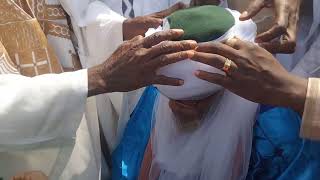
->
[0, 70, 99, 180]
[151, 92, 258, 180]
[247, 106, 320, 180]
[112, 86, 158, 180]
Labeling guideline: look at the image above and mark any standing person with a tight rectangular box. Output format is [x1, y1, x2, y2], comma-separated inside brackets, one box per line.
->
[59, 0, 192, 154]
[0, 1, 197, 178]
[191, 35, 320, 179]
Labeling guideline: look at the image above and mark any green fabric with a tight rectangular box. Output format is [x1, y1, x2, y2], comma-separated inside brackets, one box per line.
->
[167, 5, 235, 42]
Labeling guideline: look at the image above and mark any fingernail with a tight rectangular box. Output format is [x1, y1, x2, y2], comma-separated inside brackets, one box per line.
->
[172, 29, 184, 33]
[240, 11, 248, 19]
[194, 70, 200, 76]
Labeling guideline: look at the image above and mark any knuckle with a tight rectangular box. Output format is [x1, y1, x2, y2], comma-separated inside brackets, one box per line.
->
[160, 54, 169, 62]
[134, 49, 147, 58]
[159, 41, 172, 51]
[150, 32, 162, 41]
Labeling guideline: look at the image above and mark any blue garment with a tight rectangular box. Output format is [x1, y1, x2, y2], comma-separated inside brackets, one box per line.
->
[112, 86, 158, 180]
[247, 106, 320, 180]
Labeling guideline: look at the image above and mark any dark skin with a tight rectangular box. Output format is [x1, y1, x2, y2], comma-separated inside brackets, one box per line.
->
[122, 2, 187, 40]
[88, 29, 197, 97]
[192, 38, 308, 114]
[12, 171, 48, 180]
[240, 0, 302, 54]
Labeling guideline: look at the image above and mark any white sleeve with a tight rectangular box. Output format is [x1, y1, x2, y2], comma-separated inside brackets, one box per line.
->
[60, 0, 126, 68]
[0, 70, 88, 146]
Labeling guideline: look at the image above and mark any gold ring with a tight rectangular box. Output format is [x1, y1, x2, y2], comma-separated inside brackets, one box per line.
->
[222, 58, 232, 74]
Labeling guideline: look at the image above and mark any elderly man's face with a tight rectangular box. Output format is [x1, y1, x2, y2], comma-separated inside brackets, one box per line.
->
[169, 94, 217, 131]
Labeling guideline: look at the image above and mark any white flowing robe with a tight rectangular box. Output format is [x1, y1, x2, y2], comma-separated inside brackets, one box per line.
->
[0, 70, 102, 180]
[59, 0, 192, 152]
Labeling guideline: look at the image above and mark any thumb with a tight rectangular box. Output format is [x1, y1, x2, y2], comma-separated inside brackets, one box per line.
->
[240, 0, 266, 21]
[151, 2, 187, 18]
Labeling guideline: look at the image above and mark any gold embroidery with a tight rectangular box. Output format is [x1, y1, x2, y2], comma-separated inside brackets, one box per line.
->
[0, 0, 63, 77]
[45, 5, 66, 20]
[5, 0, 81, 75]
[42, 21, 71, 39]
[0, 41, 19, 74]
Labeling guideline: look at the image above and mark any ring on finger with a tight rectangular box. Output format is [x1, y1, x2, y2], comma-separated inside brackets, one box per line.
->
[222, 58, 233, 75]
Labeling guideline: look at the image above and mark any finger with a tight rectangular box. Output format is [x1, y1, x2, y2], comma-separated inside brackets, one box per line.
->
[153, 75, 184, 86]
[125, 35, 145, 47]
[146, 17, 164, 27]
[224, 38, 252, 50]
[194, 70, 231, 87]
[259, 39, 296, 54]
[196, 42, 240, 60]
[192, 52, 226, 69]
[239, 0, 266, 20]
[147, 50, 195, 68]
[147, 40, 197, 58]
[142, 29, 184, 48]
[11, 176, 19, 180]
[151, 2, 187, 18]
[255, 24, 287, 43]
[192, 52, 238, 75]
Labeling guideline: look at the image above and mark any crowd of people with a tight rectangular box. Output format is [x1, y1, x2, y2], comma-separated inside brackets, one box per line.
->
[1, 0, 320, 179]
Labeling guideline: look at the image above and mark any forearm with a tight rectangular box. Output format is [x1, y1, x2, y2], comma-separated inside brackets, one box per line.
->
[283, 75, 308, 115]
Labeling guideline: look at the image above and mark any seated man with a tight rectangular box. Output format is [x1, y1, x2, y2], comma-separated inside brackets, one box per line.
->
[138, 5, 258, 180]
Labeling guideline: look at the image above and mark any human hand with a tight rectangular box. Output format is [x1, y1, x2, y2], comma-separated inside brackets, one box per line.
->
[190, 0, 221, 6]
[88, 29, 197, 96]
[11, 171, 48, 180]
[240, 0, 302, 54]
[191, 38, 307, 113]
[123, 2, 187, 40]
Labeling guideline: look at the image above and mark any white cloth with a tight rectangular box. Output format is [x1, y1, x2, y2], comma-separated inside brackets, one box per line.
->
[60, 0, 126, 151]
[151, 92, 258, 180]
[0, 70, 102, 180]
[60, 0, 193, 151]
[291, 0, 320, 78]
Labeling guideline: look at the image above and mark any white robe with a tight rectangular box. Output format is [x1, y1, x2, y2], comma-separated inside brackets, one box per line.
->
[59, 0, 191, 152]
[0, 70, 102, 180]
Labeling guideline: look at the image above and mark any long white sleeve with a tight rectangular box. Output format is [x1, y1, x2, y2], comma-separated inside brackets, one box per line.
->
[0, 70, 88, 147]
[60, 0, 125, 150]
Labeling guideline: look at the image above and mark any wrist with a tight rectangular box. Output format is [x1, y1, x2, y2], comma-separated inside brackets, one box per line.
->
[87, 65, 109, 97]
[285, 75, 308, 114]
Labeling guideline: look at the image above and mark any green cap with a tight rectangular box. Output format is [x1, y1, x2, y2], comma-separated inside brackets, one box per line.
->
[167, 5, 235, 42]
